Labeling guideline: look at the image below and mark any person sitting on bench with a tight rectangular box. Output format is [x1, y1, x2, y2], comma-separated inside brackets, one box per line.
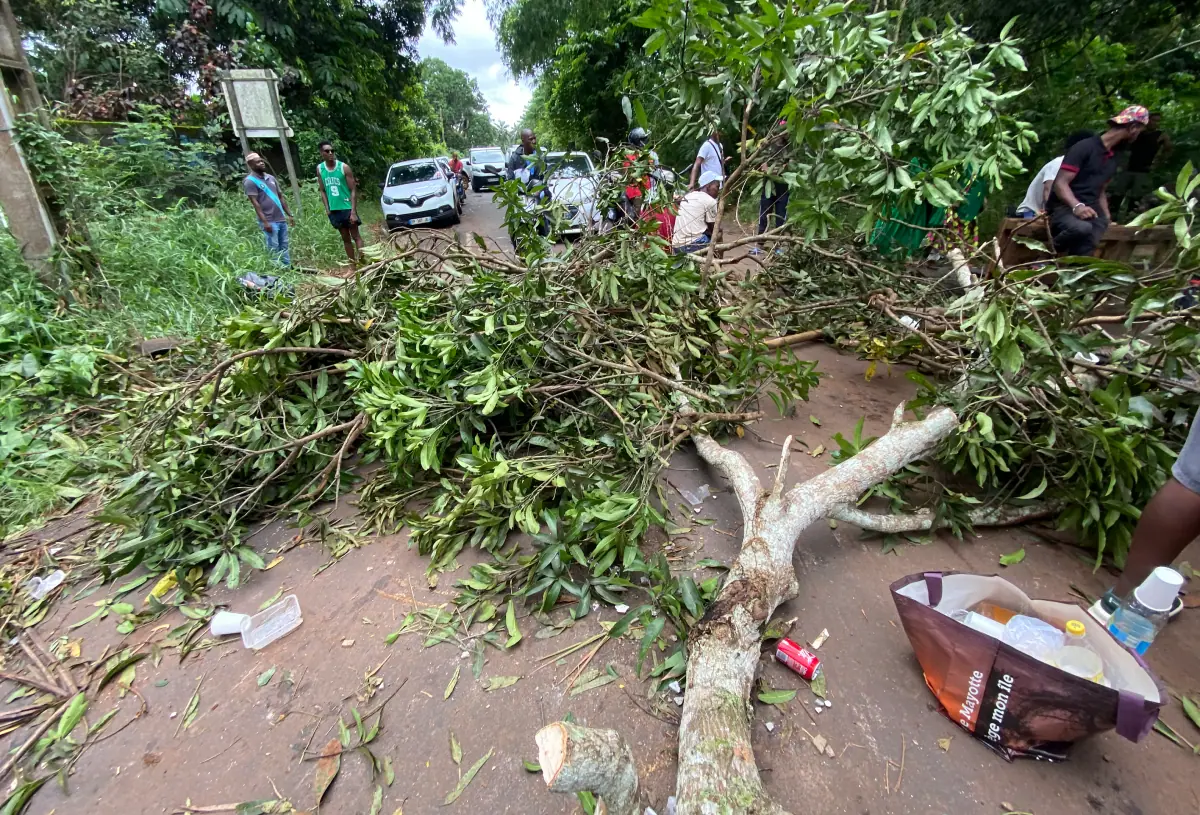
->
[1046, 105, 1148, 256]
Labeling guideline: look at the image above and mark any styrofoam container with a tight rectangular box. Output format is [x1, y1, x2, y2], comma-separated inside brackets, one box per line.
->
[240, 594, 302, 650]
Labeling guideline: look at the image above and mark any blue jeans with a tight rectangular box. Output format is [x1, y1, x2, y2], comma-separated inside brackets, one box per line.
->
[673, 234, 711, 255]
[261, 221, 290, 266]
[758, 189, 790, 234]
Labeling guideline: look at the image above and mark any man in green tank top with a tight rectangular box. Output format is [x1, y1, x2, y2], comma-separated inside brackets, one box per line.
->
[317, 141, 364, 264]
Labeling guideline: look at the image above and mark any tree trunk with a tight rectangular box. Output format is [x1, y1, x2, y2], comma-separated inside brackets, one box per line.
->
[535, 722, 645, 815]
[537, 404, 961, 814]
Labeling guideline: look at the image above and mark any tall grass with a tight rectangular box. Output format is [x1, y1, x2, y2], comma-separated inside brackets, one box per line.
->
[0, 180, 384, 535]
[1, 184, 383, 350]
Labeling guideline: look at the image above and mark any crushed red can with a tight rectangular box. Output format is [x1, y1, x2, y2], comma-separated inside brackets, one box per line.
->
[775, 637, 822, 680]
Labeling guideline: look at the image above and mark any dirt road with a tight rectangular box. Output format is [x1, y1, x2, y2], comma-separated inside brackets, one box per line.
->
[13, 194, 1200, 815]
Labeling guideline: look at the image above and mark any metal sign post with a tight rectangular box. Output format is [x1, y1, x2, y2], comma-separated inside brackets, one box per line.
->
[220, 69, 302, 217]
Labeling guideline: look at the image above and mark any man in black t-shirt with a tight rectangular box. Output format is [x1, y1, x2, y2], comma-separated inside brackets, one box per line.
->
[1111, 112, 1171, 218]
[1047, 105, 1149, 256]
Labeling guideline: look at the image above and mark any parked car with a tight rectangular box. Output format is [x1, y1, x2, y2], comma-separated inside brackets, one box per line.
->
[434, 156, 466, 214]
[544, 152, 600, 237]
[380, 159, 459, 231]
[467, 147, 506, 192]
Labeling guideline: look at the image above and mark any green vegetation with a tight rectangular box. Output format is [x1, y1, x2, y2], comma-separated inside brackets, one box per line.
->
[0, 113, 382, 538]
[3, 0, 1199, 628]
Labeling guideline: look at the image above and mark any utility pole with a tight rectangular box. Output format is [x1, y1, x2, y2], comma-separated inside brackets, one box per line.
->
[0, 0, 64, 290]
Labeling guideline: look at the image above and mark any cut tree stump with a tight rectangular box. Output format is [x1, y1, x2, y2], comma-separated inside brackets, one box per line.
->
[537, 403, 961, 815]
[535, 721, 645, 815]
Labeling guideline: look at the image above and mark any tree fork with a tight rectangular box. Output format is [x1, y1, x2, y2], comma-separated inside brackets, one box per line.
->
[536, 404, 960, 814]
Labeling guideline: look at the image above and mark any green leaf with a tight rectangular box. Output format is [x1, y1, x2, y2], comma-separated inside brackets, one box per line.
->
[999, 548, 1026, 566]
[56, 692, 88, 740]
[257, 666, 276, 687]
[679, 577, 702, 618]
[1180, 695, 1200, 732]
[523, 759, 541, 772]
[368, 785, 383, 815]
[1016, 476, 1047, 501]
[1154, 718, 1190, 749]
[444, 664, 460, 700]
[98, 652, 147, 692]
[607, 604, 650, 639]
[0, 777, 48, 815]
[809, 414, 821, 426]
[443, 748, 493, 805]
[384, 756, 395, 786]
[569, 668, 618, 696]
[504, 599, 522, 648]
[810, 672, 827, 699]
[756, 689, 797, 705]
[450, 730, 462, 765]
[974, 412, 995, 442]
[484, 675, 520, 691]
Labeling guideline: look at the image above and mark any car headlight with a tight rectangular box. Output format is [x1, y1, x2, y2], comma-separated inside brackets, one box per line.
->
[438, 185, 449, 196]
[382, 195, 394, 205]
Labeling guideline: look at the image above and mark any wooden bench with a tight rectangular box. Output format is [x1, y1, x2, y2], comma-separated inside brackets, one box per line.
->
[990, 217, 1175, 274]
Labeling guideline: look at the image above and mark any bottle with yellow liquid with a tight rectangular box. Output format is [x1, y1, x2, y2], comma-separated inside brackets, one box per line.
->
[1053, 620, 1108, 686]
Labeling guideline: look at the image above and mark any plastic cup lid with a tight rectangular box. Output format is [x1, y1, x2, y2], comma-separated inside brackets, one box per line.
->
[1133, 566, 1185, 612]
[1064, 619, 1086, 637]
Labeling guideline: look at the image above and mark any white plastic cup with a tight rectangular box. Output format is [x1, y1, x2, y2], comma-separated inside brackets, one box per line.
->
[210, 611, 251, 637]
[1134, 566, 1185, 612]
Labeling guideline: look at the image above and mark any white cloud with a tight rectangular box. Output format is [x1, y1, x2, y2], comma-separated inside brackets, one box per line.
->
[417, 0, 532, 127]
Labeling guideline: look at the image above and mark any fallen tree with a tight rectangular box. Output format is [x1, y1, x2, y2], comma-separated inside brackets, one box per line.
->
[536, 403, 960, 814]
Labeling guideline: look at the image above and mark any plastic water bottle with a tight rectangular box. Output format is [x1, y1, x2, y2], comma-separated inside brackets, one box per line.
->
[1107, 567, 1184, 655]
[1053, 620, 1107, 685]
[1000, 614, 1064, 664]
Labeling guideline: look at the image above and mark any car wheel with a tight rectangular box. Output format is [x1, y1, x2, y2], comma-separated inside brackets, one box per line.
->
[471, 179, 481, 193]
[446, 209, 461, 226]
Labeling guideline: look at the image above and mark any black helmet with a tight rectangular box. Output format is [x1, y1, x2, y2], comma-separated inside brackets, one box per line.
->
[628, 127, 650, 147]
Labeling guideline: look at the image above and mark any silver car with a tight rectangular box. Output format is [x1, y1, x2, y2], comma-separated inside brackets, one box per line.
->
[467, 147, 506, 192]
[544, 152, 600, 237]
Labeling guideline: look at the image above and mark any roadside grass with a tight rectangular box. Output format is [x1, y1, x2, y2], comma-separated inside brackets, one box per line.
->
[0, 182, 387, 535]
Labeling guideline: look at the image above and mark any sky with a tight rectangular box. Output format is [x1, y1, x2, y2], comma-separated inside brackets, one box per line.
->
[417, 0, 533, 127]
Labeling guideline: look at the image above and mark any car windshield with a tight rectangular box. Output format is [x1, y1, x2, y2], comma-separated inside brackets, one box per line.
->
[387, 163, 439, 186]
[549, 156, 593, 178]
[472, 151, 504, 164]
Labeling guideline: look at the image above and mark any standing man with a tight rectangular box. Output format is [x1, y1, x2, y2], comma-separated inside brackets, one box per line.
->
[505, 129, 547, 249]
[689, 126, 724, 190]
[672, 171, 722, 254]
[243, 152, 293, 267]
[1047, 105, 1149, 257]
[316, 141, 363, 265]
[751, 122, 790, 255]
[1110, 112, 1172, 219]
[505, 128, 541, 183]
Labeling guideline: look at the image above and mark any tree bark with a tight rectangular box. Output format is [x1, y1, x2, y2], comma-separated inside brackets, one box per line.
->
[829, 500, 1063, 533]
[535, 722, 645, 815]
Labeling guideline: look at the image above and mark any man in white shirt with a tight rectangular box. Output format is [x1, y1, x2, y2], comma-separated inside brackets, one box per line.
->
[1015, 130, 1094, 218]
[673, 171, 722, 254]
[688, 127, 724, 189]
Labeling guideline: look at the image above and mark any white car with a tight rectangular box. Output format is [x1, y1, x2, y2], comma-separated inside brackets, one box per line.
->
[544, 152, 600, 236]
[466, 147, 506, 192]
[381, 159, 460, 231]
